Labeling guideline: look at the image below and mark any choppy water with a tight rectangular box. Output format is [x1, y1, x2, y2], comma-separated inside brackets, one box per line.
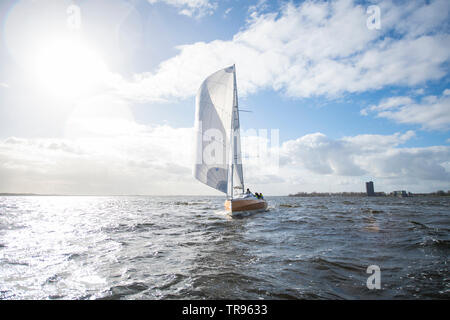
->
[0, 195, 449, 300]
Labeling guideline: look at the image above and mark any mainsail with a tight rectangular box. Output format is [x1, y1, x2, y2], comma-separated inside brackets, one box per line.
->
[193, 65, 244, 198]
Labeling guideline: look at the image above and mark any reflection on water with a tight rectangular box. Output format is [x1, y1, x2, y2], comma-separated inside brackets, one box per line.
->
[0, 196, 449, 299]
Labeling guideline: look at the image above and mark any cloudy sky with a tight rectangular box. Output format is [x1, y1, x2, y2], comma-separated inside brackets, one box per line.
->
[0, 0, 449, 195]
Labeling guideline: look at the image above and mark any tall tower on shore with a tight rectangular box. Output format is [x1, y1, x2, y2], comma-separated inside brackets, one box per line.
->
[366, 181, 375, 196]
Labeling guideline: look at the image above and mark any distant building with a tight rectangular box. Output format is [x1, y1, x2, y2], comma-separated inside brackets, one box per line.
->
[366, 181, 375, 196]
[392, 190, 409, 197]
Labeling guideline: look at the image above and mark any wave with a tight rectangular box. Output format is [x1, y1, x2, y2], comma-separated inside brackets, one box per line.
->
[102, 282, 149, 299]
[419, 238, 450, 249]
[173, 201, 209, 206]
[409, 220, 429, 229]
[152, 273, 187, 291]
[308, 205, 328, 209]
[360, 208, 384, 214]
[279, 203, 301, 208]
[310, 256, 363, 273]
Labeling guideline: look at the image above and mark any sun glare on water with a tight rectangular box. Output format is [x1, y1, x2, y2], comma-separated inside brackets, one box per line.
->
[31, 38, 109, 99]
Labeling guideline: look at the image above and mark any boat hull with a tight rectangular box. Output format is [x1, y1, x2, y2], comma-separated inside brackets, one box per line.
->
[224, 198, 268, 214]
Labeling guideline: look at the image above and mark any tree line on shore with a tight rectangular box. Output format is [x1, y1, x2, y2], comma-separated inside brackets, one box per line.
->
[288, 190, 450, 197]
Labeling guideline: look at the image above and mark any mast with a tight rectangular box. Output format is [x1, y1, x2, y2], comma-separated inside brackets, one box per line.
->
[229, 64, 244, 200]
[233, 64, 244, 193]
[229, 65, 236, 200]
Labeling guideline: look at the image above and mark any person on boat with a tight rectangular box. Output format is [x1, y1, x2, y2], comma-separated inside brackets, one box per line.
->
[259, 193, 264, 200]
[246, 188, 251, 195]
[255, 192, 260, 199]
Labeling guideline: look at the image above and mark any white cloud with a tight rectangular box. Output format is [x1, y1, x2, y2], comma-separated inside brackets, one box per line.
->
[341, 130, 416, 151]
[281, 133, 364, 176]
[114, 0, 450, 102]
[360, 96, 414, 115]
[362, 90, 450, 131]
[147, 0, 217, 18]
[412, 88, 425, 96]
[278, 131, 450, 193]
[0, 94, 198, 195]
[0, 127, 195, 195]
[1, 125, 449, 194]
[380, 0, 450, 38]
[248, 0, 269, 17]
[223, 7, 232, 18]
[0, 82, 9, 89]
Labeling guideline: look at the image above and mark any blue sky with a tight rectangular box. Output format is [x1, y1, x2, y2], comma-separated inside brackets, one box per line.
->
[0, 0, 449, 195]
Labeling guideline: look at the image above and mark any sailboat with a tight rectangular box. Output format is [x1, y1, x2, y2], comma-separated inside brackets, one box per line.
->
[193, 65, 268, 215]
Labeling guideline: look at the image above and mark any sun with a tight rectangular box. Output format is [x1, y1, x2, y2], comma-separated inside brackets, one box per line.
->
[31, 37, 109, 99]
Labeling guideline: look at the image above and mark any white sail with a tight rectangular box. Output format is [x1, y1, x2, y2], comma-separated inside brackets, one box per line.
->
[193, 66, 235, 194]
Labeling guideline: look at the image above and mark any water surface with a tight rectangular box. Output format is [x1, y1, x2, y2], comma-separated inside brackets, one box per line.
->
[0, 196, 448, 299]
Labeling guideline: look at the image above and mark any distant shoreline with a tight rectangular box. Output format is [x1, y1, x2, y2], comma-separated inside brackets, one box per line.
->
[288, 191, 450, 197]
